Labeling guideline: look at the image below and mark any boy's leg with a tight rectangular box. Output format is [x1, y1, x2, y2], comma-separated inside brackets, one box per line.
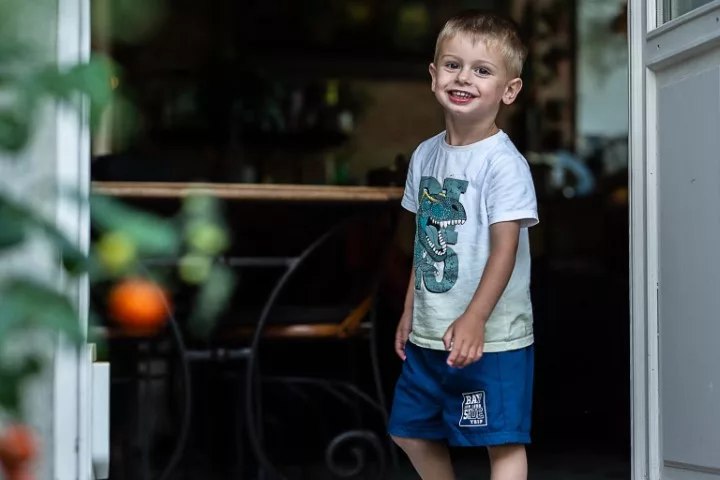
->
[388, 342, 455, 479]
[442, 345, 535, 480]
[390, 436, 455, 480]
[488, 444, 527, 480]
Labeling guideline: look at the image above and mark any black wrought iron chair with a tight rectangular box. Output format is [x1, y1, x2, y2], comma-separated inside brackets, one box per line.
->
[212, 210, 399, 479]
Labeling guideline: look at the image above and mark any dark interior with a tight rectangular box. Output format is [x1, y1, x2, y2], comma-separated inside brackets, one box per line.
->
[90, 0, 631, 478]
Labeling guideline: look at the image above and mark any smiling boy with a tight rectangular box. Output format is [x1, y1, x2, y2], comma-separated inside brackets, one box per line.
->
[388, 10, 538, 480]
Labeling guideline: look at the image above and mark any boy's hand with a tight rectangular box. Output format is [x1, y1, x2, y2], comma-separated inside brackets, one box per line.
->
[394, 311, 413, 360]
[442, 313, 485, 368]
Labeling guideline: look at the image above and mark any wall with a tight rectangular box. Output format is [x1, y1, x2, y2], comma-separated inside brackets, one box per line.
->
[347, 79, 444, 180]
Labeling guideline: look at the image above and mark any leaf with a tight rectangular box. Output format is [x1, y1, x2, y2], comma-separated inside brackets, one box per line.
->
[91, 194, 181, 256]
[39, 221, 89, 276]
[188, 264, 236, 338]
[0, 369, 23, 417]
[31, 56, 115, 116]
[68, 55, 115, 108]
[0, 110, 32, 153]
[0, 355, 45, 418]
[0, 194, 89, 274]
[0, 196, 28, 248]
[0, 279, 84, 345]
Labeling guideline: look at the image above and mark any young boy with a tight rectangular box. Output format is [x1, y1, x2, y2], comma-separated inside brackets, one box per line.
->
[388, 10, 538, 480]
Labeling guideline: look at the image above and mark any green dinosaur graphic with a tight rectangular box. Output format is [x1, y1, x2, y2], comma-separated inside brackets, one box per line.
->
[414, 176, 468, 293]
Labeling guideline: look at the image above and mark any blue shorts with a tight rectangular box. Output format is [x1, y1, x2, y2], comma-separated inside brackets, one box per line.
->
[388, 341, 534, 447]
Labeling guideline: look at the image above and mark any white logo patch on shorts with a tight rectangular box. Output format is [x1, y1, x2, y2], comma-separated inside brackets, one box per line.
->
[459, 391, 488, 427]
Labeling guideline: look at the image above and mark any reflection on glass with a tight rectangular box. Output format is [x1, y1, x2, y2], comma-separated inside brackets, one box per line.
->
[662, 0, 717, 23]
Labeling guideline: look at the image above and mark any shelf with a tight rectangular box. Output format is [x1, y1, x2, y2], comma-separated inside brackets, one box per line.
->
[91, 181, 404, 203]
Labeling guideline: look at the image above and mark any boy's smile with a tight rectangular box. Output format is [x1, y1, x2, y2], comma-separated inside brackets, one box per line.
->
[429, 34, 521, 123]
[447, 89, 475, 105]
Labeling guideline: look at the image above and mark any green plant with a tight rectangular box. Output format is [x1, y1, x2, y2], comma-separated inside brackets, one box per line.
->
[0, 0, 234, 432]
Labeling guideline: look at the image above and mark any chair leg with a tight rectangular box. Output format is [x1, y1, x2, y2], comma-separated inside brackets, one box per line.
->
[226, 369, 247, 478]
[254, 369, 268, 480]
[240, 359, 270, 480]
[347, 337, 364, 427]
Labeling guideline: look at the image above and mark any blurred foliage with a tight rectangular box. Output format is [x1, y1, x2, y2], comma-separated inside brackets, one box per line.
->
[0, 0, 234, 420]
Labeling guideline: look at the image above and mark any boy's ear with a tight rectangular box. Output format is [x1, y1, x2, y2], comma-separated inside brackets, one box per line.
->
[502, 77, 523, 105]
[429, 63, 437, 92]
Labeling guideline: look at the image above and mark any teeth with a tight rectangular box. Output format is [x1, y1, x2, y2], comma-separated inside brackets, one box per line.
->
[452, 91, 471, 98]
[434, 219, 466, 228]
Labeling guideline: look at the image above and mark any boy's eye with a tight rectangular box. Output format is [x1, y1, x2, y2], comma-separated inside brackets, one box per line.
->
[475, 67, 491, 75]
[445, 62, 459, 69]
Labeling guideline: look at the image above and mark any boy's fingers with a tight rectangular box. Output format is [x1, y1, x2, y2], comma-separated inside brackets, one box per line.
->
[473, 345, 484, 363]
[396, 326, 411, 360]
[442, 326, 454, 351]
[395, 334, 407, 360]
[457, 345, 471, 367]
[395, 344, 406, 361]
[447, 339, 464, 366]
[465, 347, 480, 365]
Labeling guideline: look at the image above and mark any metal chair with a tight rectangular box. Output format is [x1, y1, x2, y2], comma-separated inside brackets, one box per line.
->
[216, 210, 399, 479]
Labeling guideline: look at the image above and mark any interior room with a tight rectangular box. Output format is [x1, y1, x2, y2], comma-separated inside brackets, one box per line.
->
[89, 0, 632, 478]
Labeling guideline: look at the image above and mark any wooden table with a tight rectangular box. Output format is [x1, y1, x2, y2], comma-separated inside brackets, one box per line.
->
[91, 181, 404, 203]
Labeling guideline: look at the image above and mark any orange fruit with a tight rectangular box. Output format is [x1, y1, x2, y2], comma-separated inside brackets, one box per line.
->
[108, 278, 169, 335]
[0, 424, 37, 471]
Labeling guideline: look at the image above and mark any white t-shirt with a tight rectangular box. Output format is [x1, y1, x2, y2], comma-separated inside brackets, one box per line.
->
[401, 130, 539, 353]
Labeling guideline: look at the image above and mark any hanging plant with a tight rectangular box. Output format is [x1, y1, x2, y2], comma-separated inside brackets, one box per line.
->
[0, 1, 236, 476]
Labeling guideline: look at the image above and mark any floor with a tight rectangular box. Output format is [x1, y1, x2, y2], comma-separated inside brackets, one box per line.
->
[434, 452, 628, 480]
[267, 450, 630, 480]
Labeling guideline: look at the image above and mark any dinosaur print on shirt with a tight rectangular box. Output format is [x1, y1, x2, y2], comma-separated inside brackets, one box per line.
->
[414, 175, 469, 294]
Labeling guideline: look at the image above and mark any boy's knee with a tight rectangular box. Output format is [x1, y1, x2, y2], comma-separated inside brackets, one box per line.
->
[487, 444, 525, 460]
[390, 435, 433, 454]
[487, 444, 528, 478]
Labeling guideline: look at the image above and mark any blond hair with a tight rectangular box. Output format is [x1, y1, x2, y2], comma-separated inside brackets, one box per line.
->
[434, 10, 527, 78]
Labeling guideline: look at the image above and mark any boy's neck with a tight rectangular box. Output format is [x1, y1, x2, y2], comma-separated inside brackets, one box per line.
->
[444, 114, 499, 147]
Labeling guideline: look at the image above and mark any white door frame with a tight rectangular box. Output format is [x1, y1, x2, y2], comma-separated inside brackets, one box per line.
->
[629, 2, 661, 478]
[630, 1, 720, 479]
[54, 0, 92, 476]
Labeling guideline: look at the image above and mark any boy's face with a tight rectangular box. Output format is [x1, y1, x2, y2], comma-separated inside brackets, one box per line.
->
[430, 34, 522, 122]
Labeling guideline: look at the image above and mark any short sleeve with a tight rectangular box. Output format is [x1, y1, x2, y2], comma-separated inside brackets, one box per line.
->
[485, 155, 538, 228]
[400, 150, 419, 213]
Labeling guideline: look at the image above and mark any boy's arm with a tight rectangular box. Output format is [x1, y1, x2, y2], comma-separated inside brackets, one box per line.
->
[395, 267, 416, 360]
[443, 220, 520, 367]
[464, 220, 520, 321]
[403, 267, 416, 314]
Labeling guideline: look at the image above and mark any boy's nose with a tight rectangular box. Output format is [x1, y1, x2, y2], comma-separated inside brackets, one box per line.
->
[456, 69, 471, 84]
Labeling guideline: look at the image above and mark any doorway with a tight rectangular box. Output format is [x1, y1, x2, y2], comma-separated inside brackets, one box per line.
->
[87, 0, 634, 478]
